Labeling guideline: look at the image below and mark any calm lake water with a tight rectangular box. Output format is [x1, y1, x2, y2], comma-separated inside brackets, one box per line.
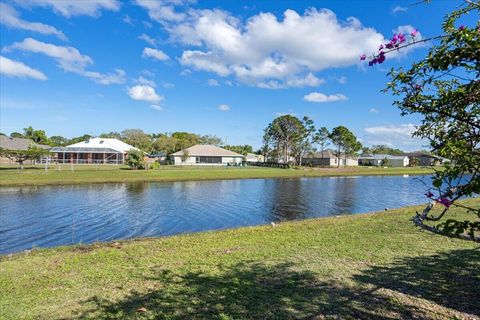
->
[0, 175, 432, 254]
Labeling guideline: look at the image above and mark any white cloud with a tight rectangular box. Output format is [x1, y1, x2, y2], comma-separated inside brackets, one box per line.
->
[138, 33, 157, 46]
[122, 15, 135, 26]
[392, 6, 408, 14]
[128, 85, 163, 103]
[163, 82, 175, 88]
[135, 0, 189, 23]
[15, 0, 120, 17]
[218, 104, 230, 111]
[336, 76, 347, 84]
[369, 108, 379, 113]
[142, 47, 170, 61]
[135, 76, 156, 87]
[207, 78, 219, 86]
[83, 69, 125, 85]
[0, 3, 67, 40]
[303, 92, 347, 103]
[365, 124, 416, 136]
[363, 124, 427, 150]
[137, 7, 414, 88]
[150, 104, 163, 111]
[0, 55, 47, 80]
[5, 38, 125, 84]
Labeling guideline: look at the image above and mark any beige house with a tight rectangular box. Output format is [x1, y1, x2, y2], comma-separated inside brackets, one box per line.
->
[245, 153, 264, 163]
[303, 149, 358, 166]
[171, 145, 244, 165]
[0, 135, 50, 164]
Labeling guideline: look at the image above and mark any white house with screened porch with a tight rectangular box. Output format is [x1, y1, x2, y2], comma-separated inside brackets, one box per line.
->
[171, 144, 244, 165]
[50, 138, 140, 164]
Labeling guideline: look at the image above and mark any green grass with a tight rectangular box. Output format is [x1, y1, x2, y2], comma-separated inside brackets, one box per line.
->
[0, 164, 436, 186]
[1, 199, 478, 319]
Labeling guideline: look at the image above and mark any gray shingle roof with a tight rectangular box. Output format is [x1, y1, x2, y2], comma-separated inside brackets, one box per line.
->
[171, 145, 243, 157]
[0, 136, 50, 151]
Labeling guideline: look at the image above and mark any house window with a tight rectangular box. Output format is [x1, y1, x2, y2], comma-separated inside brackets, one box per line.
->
[197, 156, 222, 164]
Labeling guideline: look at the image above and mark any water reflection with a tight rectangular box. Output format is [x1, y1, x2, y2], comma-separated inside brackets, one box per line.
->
[0, 176, 431, 254]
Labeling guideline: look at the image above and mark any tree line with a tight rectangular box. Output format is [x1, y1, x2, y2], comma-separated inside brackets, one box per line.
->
[262, 115, 363, 167]
[1, 127, 257, 156]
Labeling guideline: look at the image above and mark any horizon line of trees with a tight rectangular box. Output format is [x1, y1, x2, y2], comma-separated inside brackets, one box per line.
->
[2, 125, 420, 163]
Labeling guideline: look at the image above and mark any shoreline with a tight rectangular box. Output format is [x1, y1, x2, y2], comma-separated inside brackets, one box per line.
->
[1, 199, 478, 319]
[0, 165, 436, 187]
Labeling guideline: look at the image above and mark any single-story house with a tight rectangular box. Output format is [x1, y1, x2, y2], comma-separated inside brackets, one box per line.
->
[171, 144, 244, 165]
[245, 153, 264, 163]
[358, 154, 409, 167]
[405, 152, 450, 166]
[50, 138, 140, 165]
[303, 149, 358, 167]
[0, 135, 50, 164]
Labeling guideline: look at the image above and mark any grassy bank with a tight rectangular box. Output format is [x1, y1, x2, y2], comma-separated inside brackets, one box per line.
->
[1, 199, 479, 319]
[0, 164, 436, 186]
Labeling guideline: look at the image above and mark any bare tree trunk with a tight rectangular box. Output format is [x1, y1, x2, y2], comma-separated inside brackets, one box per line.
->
[337, 146, 340, 168]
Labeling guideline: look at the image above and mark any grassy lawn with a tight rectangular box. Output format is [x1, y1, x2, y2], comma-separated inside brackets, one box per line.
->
[0, 164, 436, 186]
[1, 199, 478, 319]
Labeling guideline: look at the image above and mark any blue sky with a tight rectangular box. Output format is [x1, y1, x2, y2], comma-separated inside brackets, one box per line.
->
[0, 0, 474, 150]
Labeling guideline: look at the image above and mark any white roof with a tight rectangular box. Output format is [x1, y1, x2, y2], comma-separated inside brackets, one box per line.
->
[172, 144, 243, 157]
[67, 138, 139, 153]
[359, 154, 408, 160]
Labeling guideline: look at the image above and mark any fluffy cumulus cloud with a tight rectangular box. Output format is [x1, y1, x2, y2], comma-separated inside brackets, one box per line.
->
[218, 104, 230, 111]
[0, 55, 47, 80]
[303, 92, 347, 103]
[128, 85, 163, 103]
[142, 47, 170, 61]
[363, 124, 426, 150]
[136, 4, 411, 88]
[4, 38, 125, 84]
[14, 0, 120, 17]
[0, 3, 67, 40]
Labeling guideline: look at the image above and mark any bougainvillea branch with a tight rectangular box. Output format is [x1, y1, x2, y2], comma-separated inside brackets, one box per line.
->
[363, 1, 480, 241]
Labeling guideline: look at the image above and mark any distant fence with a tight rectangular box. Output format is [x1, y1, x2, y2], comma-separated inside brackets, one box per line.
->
[246, 161, 290, 169]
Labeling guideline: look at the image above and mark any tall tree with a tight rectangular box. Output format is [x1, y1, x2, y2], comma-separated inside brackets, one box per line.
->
[329, 126, 361, 167]
[264, 115, 305, 164]
[48, 135, 68, 146]
[315, 127, 330, 156]
[23, 126, 49, 144]
[294, 116, 317, 166]
[223, 145, 254, 156]
[99, 131, 122, 139]
[199, 134, 223, 145]
[121, 129, 153, 152]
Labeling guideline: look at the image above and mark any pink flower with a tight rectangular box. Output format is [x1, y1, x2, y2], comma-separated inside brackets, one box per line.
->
[360, 54, 366, 61]
[410, 29, 418, 38]
[425, 191, 434, 198]
[377, 52, 386, 64]
[379, 44, 384, 50]
[437, 197, 451, 208]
